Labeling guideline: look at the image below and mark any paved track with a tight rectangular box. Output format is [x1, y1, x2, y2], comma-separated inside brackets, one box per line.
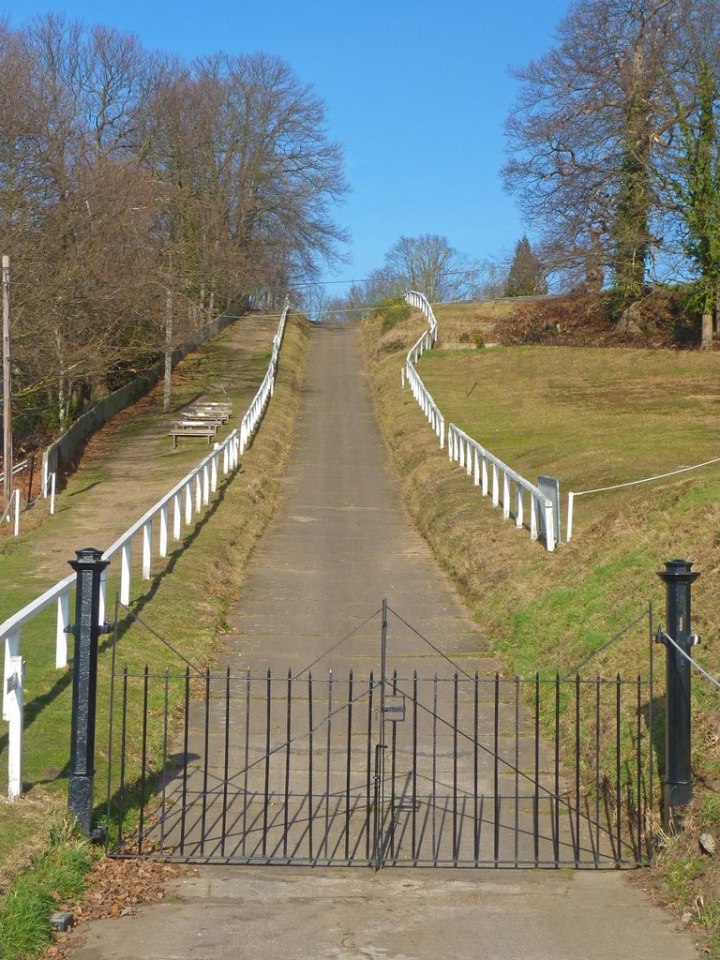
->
[69, 323, 696, 959]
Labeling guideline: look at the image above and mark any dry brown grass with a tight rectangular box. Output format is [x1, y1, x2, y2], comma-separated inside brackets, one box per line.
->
[363, 302, 720, 950]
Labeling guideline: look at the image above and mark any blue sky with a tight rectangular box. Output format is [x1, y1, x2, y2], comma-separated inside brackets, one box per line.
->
[8, 0, 570, 294]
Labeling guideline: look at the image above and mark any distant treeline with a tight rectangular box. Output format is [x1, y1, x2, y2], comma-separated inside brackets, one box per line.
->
[0, 15, 347, 444]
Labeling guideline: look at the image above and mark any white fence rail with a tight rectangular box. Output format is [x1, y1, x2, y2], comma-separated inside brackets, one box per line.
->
[240, 298, 289, 453]
[402, 290, 556, 552]
[448, 424, 555, 549]
[566, 455, 720, 541]
[403, 291, 444, 447]
[1, 300, 290, 798]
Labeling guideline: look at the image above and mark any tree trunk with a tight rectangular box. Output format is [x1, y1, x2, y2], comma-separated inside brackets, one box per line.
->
[701, 310, 713, 350]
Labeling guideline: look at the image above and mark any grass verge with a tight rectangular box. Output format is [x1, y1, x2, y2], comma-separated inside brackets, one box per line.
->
[363, 304, 720, 955]
[0, 801, 93, 960]
[0, 314, 310, 957]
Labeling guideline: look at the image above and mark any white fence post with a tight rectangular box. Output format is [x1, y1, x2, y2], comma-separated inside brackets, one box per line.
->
[56, 592, 70, 668]
[544, 500, 556, 552]
[2, 629, 19, 721]
[202, 463, 210, 505]
[142, 521, 152, 579]
[184, 482, 193, 525]
[515, 485, 524, 528]
[173, 492, 182, 541]
[211, 449, 219, 492]
[121, 542, 131, 605]
[7, 655, 24, 799]
[160, 503, 169, 556]
[98, 570, 107, 627]
[566, 491, 575, 542]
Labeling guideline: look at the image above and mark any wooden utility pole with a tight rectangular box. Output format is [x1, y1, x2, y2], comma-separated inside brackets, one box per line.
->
[163, 288, 173, 413]
[3, 255, 12, 514]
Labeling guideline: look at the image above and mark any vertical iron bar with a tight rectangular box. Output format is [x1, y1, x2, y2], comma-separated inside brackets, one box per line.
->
[365, 672, 374, 862]
[242, 669, 250, 859]
[138, 666, 149, 855]
[200, 669, 210, 856]
[473, 673, 479, 866]
[412, 672, 418, 862]
[373, 743, 384, 870]
[595, 676, 601, 865]
[179, 667, 190, 856]
[390, 670, 398, 860]
[648, 601, 654, 816]
[616, 674, 622, 863]
[534, 673, 540, 866]
[493, 673, 499, 865]
[554, 675, 560, 866]
[325, 672, 333, 861]
[263, 670, 271, 858]
[514, 677, 520, 865]
[308, 673, 314, 862]
[117, 667, 128, 847]
[345, 671, 353, 861]
[221, 667, 230, 858]
[379, 599, 388, 857]
[284, 671, 292, 859]
[575, 674, 581, 867]
[432, 674, 438, 865]
[105, 595, 121, 834]
[454, 673, 459, 865]
[160, 670, 169, 854]
[637, 675, 642, 864]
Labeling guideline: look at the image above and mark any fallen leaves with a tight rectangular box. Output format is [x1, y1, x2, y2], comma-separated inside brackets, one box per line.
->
[44, 856, 192, 959]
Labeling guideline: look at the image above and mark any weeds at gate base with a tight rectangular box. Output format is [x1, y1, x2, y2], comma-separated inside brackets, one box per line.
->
[0, 814, 94, 960]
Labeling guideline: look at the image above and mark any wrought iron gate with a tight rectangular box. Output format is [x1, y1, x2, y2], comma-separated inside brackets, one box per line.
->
[106, 609, 653, 867]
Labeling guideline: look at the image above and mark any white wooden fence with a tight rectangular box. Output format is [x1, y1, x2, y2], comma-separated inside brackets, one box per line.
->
[1, 300, 289, 799]
[240, 299, 288, 453]
[403, 291, 444, 447]
[402, 290, 557, 552]
[448, 424, 555, 549]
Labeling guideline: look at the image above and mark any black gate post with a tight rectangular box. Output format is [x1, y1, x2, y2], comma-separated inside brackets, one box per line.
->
[68, 547, 110, 835]
[657, 559, 699, 830]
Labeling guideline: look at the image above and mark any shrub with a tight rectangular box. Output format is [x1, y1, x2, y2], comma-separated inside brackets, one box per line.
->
[373, 296, 411, 334]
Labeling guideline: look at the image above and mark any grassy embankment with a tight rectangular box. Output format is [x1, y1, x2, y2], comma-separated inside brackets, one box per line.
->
[0, 314, 310, 958]
[363, 299, 720, 952]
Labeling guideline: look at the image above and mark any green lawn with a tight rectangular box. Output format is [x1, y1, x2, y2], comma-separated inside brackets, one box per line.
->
[364, 307, 720, 948]
[418, 344, 720, 522]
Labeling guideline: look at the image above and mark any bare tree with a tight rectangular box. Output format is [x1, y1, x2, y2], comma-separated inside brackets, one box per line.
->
[0, 17, 349, 443]
[383, 234, 474, 302]
[504, 0, 695, 305]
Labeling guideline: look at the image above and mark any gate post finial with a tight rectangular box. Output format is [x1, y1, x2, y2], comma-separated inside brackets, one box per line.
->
[657, 558, 700, 830]
[68, 547, 110, 836]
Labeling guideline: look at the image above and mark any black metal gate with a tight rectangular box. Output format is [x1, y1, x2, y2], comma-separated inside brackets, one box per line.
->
[106, 608, 653, 867]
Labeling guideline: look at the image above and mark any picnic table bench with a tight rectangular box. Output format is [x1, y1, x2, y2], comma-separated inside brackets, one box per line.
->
[169, 419, 223, 447]
[182, 402, 232, 423]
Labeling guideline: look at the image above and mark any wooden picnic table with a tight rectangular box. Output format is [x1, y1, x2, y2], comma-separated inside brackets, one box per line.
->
[182, 402, 232, 423]
[169, 419, 223, 447]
